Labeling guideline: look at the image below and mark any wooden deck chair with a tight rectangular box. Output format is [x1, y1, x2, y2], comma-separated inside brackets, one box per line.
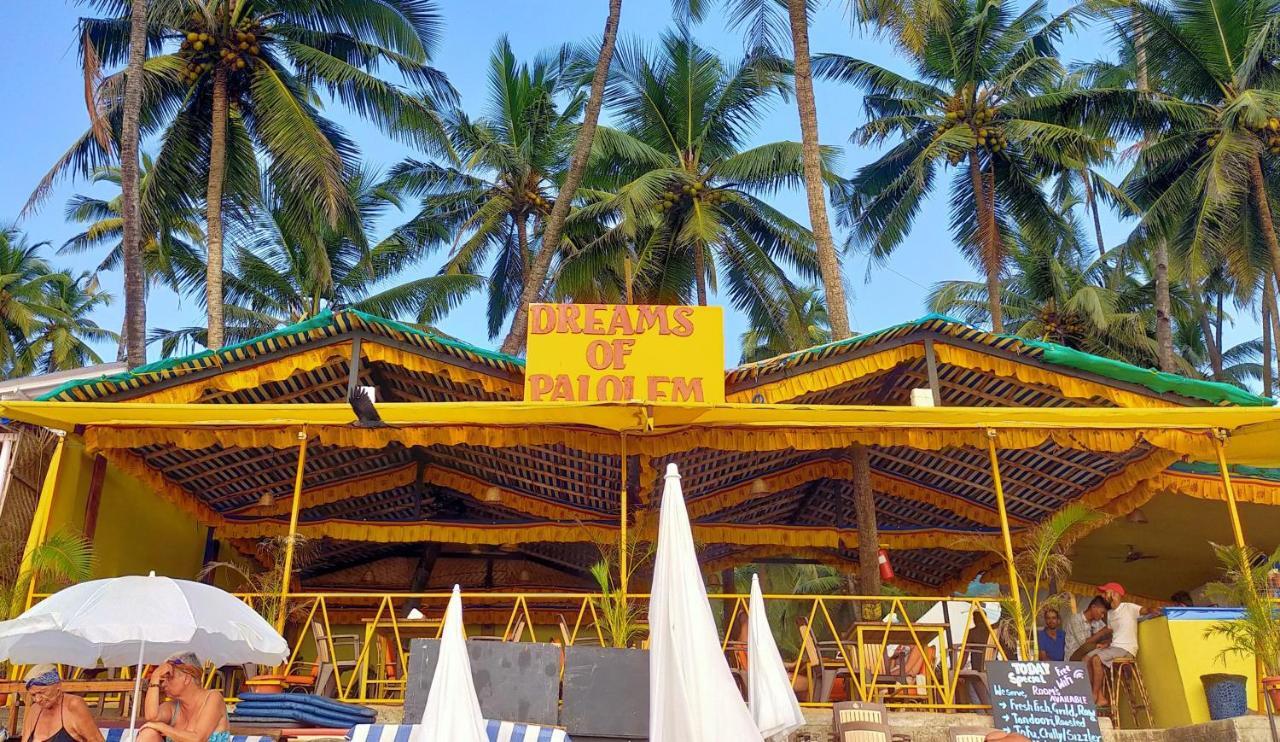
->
[309, 620, 361, 696]
[948, 727, 997, 742]
[506, 616, 526, 642]
[833, 718, 892, 742]
[833, 701, 889, 726]
[798, 616, 852, 703]
[952, 620, 997, 708]
[371, 633, 404, 699]
[557, 613, 597, 646]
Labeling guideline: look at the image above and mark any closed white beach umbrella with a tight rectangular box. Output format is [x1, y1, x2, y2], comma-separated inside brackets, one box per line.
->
[413, 585, 487, 742]
[0, 573, 288, 742]
[649, 463, 763, 742]
[747, 574, 805, 741]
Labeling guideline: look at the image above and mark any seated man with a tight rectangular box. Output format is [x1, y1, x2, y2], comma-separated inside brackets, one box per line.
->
[1037, 608, 1066, 662]
[1169, 591, 1194, 607]
[1084, 582, 1152, 708]
[1063, 595, 1108, 662]
[20, 666, 105, 742]
[139, 653, 231, 742]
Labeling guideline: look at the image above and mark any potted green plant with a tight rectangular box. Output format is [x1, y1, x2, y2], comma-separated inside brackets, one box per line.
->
[1203, 543, 1280, 711]
[966, 504, 1108, 659]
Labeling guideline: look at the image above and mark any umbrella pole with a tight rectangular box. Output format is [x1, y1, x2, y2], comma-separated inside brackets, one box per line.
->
[128, 639, 146, 742]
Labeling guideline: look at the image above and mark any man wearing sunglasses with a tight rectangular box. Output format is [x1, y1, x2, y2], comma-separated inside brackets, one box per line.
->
[20, 666, 104, 742]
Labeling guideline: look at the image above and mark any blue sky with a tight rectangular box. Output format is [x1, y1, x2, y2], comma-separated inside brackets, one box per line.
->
[0, 0, 1259, 369]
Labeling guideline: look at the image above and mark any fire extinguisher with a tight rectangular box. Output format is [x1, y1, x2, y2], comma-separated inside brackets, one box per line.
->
[878, 548, 894, 581]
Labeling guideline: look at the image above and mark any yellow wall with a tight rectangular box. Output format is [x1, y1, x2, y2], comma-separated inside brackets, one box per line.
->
[1137, 616, 1258, 727]
[41, 436, 208, 581]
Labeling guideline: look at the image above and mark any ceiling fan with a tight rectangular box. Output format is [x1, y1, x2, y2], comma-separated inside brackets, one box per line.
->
[1110, 544, 1159, 563]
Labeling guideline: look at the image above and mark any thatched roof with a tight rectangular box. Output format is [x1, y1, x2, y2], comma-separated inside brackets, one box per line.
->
[16, 309, 1280, 594]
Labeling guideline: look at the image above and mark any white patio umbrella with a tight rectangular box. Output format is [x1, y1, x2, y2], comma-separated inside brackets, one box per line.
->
[0, 573, 287, 742]
[412, 585, 486, 742]
[747, 574, 805, 741]
[649, 463, 763, 742]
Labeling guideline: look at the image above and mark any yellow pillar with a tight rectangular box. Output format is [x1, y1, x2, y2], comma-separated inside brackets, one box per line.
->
[619, 433, 629, 604]
[20, 434, 67, 612]
[985, 429, 1028, 659]
[1212, 431, 1247, 550]
[275, 429, 309, 632]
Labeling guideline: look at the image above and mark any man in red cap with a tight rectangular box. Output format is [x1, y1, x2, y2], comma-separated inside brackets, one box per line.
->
[1084, 582, 1153, 708]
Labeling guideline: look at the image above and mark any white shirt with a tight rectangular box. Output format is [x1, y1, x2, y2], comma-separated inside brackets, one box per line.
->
[1108, 602, 1142, 656]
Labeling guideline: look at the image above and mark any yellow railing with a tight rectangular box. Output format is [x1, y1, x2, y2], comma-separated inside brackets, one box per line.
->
[222, 590, 1005, 710]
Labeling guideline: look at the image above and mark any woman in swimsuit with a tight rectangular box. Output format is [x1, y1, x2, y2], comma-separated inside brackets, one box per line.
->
[138, 654, 230, 742]
[20, 666, 104, 742]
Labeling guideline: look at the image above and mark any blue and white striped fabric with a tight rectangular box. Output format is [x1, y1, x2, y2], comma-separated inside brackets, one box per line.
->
[101, 730, 271, 742]
[348, 721, 571, 742]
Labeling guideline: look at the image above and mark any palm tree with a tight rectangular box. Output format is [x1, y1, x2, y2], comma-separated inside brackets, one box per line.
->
[929, 223, 1173, 369]
[386, 39, 585, 339]
[0, 530, 94, 620]
[0, 227, 60, 374]
[819, 0, 1079, 333]
[13, 273, 118, 376]
[116, 0, 149, 370]
[151, 171, 482, 356]
[500, 0, 623, 356]
[674, 0, 852, 340]
[1116, 0, 1280, 365]
[61, 156, 208, 358]
[580, 31, 824, 339]
[739, 285, 831, 362]
[32, 0, 454, 350]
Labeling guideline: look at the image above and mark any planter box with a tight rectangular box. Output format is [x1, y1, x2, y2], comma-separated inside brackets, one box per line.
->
[561, 646, 649, 741]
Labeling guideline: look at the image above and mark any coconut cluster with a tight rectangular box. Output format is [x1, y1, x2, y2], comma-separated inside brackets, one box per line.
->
[523, 190, 551, 211]
[657, 181, 725, 212]
[1253, 117, 1280, 155]
[936, 96, 1007, 164]
[177, 18, 264, 85]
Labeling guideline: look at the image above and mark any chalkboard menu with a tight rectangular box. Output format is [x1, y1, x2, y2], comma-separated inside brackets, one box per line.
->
[987, 661, 1103, 742]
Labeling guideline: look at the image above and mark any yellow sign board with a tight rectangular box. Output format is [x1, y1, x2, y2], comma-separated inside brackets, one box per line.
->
[524, 303, 725, 403]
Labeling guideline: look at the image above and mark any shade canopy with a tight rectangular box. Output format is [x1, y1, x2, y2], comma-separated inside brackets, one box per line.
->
[7, 309, 1280, 596]
[0, 574, 287, 667]
[649, 463, 762, 742]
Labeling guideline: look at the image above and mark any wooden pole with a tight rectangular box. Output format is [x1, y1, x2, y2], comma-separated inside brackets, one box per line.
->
[619, 433, 629, 605]
[1213, 431, 1248, 549]
[985, 429, 1028, 658]
[276, 429, 309, 632]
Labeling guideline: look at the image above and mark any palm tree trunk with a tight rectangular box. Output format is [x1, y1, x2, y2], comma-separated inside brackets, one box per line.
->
[1262, 282, 1273, 398]
[1132, 8, 1175, 372]
[516, 216, 530, 277]
[1081, 169, 1106, 259]
[1248, 155, 1280, 297]
[1215, 289, 1224, 351]
[1269, 280, 1280, 397]
[1197, 297, 1224, 380]
[694, 245, 707, 306]
[850, 444, 881, 619]
[119, 0, 148, 369]
[969, 151, 1004, 332]
[205, 67, 229, 350]
[1154, 240, 1175, 372]
[787, 0, 851, 340]
[501, 0, 622, 356]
